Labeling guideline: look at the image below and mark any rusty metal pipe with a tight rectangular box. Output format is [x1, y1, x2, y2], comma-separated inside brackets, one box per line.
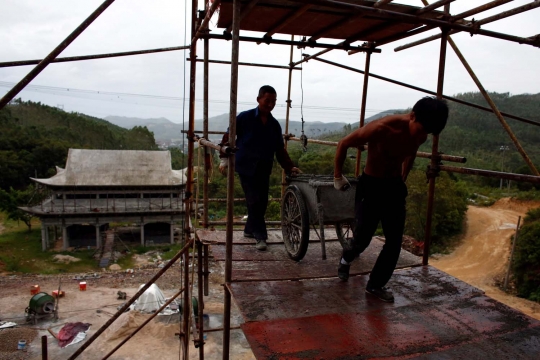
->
[440, 165, 540, 184]
[66, 239, 193, 360]
[310, 57, 540, 127]
[374, 0, 394, 7]
[282, 36, 295, 197]
[192, 0, 221, 44]
[416, 0, 455, 15]
[204, 34, 381, 52]
[450, 0, 513, 21]
[203, 244, 209, 296]
[0, 46, 190, 68]
[293, 0, 539, 47]
[423, 1, 449, 265]
[202, 221, 282, 226]
[395, 1, 540, 52]
[41, 335, 48, 360]
[448, 37, 539, 176]
[195, 137, 236, 155]
[203, 38, 210, 229]
[288, 135, 466, 163]
[182, 130, 227, 135]
[355, 50, 371, 177]
[223, 1, 241, 358]
[101, 288, 185, 360]
[225, 0, 260, 33]
[197, 241, 205, 358]
[0, 0, 116, 110]
[190, 58, 302, 70]
[207, 198, 281, 202]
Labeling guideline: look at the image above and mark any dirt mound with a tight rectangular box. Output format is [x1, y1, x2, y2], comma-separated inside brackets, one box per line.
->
[104, 311, 177, 342]
[491, 197, 540, 214]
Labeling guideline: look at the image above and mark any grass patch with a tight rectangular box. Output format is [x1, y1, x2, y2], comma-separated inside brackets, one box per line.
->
[0, 212, 101, 274]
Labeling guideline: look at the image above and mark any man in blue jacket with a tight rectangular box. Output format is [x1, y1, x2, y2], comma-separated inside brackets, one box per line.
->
[219, 85, 301, 251]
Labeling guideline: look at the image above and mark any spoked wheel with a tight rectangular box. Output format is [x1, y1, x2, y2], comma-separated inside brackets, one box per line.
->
[335, 220, 355, 252]
[281, 186, 310, 261]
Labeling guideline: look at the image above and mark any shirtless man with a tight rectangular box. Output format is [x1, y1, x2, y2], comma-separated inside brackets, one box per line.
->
[333, 97, 448, 302]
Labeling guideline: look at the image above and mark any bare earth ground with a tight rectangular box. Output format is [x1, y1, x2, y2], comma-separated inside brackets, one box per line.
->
[0, 259, 254, 359]
[2, 197, 540, 358]
[431, 197, 540, 320]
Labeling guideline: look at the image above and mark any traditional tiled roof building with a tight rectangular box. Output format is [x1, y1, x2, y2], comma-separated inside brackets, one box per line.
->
[22, 149, 187, 251]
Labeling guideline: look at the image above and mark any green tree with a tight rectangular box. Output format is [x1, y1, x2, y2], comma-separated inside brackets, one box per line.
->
[512, 207, 540, 302]
[0, 185, 45, 231]
[405, 170, 468, 251]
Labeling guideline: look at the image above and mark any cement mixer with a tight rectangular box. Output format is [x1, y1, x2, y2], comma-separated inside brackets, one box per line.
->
[25, 292, 56, 324]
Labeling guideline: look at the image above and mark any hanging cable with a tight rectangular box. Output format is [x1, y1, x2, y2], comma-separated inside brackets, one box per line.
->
[299, 38, 308, 152]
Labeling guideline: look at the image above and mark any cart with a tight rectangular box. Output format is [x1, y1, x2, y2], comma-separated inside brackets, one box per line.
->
[281, 174, 357, 261]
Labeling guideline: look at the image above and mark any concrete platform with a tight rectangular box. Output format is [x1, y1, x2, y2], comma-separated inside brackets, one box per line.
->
[196, 230, 540, 359]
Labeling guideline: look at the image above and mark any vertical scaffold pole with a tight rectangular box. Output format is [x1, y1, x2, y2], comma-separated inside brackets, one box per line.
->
[203, 36, 210, 228]
[223, 0, 241, 359]
[182, 0, 198, 357]
[423, 2, 449, 266]
[282, 35, 295, 197]
[355, 49, 372, 177]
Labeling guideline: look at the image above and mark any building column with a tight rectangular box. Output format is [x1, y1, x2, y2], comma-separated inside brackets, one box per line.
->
[140, 222, 145, 246]
[41, 223, 48, 251]
[62, 226, 68, 250]
[96, 224, 102, 248]
[170, 223, 174, 244]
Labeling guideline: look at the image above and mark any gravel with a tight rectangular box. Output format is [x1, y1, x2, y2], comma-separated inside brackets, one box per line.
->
[0, 327, 37, 360]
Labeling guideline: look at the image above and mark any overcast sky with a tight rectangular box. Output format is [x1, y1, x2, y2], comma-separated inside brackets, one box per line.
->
[0, 0, 539, 125]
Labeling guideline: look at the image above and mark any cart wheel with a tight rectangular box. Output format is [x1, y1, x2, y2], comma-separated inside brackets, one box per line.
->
[335, 220, 355, 251]
[281, 186, 310, 261]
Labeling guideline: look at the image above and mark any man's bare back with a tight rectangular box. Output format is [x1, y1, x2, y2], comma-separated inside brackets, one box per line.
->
[335, 113, 428, 181]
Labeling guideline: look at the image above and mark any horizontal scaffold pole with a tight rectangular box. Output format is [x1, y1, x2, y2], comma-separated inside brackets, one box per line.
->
[0, 46, 190, 68]
[287, 136, 466, 163]
[204, 34, 381, 52]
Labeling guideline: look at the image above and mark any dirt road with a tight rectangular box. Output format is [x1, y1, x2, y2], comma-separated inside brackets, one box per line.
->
[431, 198, 540, 320]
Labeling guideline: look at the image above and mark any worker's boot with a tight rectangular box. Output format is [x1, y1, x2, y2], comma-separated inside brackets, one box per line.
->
[365, 283, 394, 303]
[338, 259, 350, 281]
[255, 239, 267, 251]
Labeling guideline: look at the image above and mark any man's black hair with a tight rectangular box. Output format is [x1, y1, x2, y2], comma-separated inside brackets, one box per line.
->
[258, 85, 277, 97]
[413, 96, 449, 135]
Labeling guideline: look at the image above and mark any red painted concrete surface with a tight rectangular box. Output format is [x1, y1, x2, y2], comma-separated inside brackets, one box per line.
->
[234, 267, 540, 359]
[199, 230, 539, 358]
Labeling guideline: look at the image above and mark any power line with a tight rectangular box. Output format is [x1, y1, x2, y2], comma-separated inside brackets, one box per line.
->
[0, 81, 388, 113]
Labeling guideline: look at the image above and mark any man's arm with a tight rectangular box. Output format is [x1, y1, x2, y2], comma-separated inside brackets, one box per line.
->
[334, 120, 383, 178]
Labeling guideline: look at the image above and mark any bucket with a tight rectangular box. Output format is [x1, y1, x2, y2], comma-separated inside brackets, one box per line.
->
[18, 340, 26, 350]
[79, 281, 87, 291]
[30, 285, 40, 295]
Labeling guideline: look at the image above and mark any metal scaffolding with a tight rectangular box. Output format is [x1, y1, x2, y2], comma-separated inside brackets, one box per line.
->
[1, 1, 540, 359]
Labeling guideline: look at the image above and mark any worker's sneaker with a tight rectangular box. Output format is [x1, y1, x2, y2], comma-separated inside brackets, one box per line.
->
[243, 232, 255, 238]
[255, 239, 267, 251]
[365, 285, 394, 303]
[338, 262, 350, 281]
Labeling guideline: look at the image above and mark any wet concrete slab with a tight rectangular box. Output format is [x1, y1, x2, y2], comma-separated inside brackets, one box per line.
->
[210, 239, 420, 281]
[234, 266, 540, 359]
[196, 229, 338, 245]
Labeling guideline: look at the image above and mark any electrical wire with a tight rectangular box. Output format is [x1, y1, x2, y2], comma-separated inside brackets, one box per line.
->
[0, 81, 387, 114]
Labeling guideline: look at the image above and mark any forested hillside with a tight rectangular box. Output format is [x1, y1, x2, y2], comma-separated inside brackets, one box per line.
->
[294, 92, 540, 183]
[0, 99, 157, 190]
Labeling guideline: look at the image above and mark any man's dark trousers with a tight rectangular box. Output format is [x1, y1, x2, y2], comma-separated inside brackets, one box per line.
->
[342, 173, 408, 288]
[239, 162, 271, 241]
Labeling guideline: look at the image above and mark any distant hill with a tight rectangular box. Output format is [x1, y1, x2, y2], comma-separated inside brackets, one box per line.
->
[0, 99, 158, 190]
[104, 110, 396, 144]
